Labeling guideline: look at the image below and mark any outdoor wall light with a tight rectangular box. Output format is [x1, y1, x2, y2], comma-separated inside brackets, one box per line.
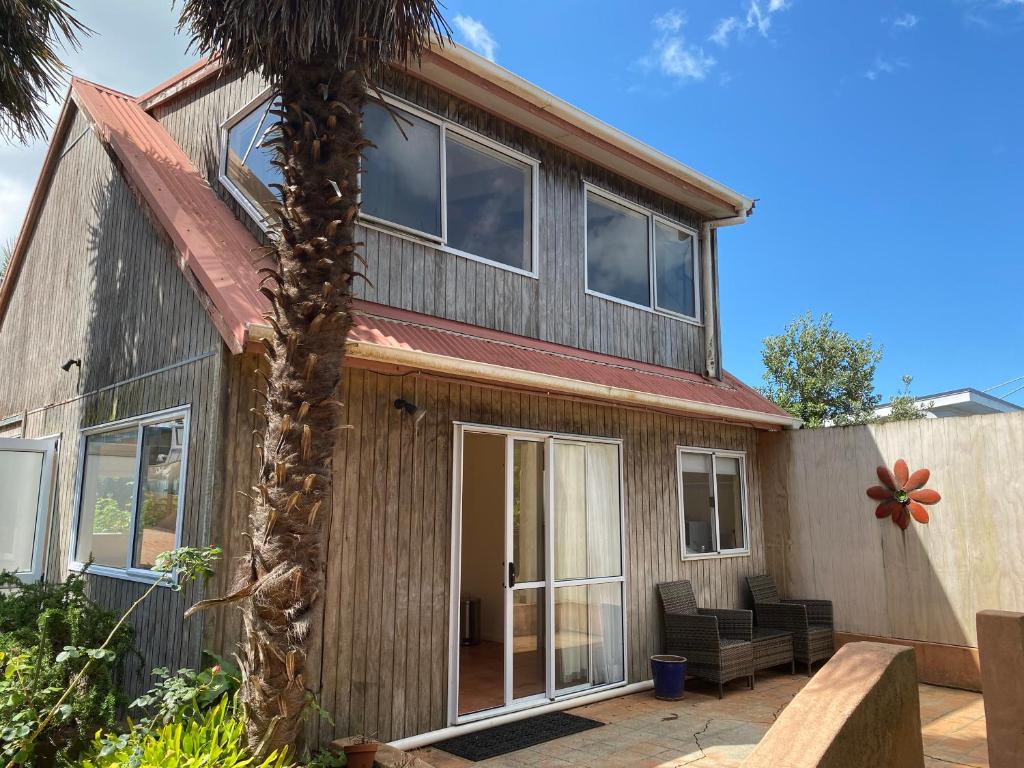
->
[394, 398, 426, 425]
[60, 358, 81, 372]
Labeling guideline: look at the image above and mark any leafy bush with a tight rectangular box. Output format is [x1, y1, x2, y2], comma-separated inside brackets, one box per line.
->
[0, 571, 135, 766]
[129, 656, 241, 725]
[78, 697, 291, 768]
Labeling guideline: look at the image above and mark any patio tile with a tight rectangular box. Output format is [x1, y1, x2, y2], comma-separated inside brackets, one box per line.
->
[413, 676, 989, 767]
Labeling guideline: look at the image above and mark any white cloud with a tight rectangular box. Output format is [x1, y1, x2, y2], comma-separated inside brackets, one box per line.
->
[865, 55, 908, 80]
[654, 9, 685, 33]
[640, 11, 715, 83]
[453, 15, 497, 62]
[711, 0, 792, 47]
[710, 17, 740, 46]
[892, 13, 920, 29]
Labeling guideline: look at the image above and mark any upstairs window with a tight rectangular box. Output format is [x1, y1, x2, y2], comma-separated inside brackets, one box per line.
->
[220, 94, 538, 275]
[71, 409, 189, 582]
[222, 95, 280, 225]
[585, 186, 700, 321]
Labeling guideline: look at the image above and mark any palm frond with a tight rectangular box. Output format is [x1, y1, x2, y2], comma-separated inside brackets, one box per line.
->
[176, 0, 450, 82]
[0, 0, 91, 143]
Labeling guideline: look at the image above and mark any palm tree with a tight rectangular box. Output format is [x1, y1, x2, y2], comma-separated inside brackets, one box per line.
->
[177, 0, 448, 755]
[0, 0, 90, 143]
[0, 240, 12, 282]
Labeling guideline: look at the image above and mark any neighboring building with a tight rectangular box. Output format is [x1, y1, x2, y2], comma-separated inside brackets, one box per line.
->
[873, 388, 1022, 420]
[0, 46, 799, 746]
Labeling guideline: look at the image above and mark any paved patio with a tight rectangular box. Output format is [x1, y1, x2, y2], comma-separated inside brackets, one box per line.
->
[414, 672, 988, 768]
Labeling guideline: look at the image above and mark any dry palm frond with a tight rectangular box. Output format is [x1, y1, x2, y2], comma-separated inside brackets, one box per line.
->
[176, 0, 450, 82]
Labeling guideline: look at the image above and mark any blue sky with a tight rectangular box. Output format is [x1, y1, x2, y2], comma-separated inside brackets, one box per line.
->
[2, 1, 1022, 404]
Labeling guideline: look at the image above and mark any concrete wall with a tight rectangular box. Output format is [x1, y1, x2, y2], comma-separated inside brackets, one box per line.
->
[977, 610, 1024, 768]
[759, 413, 1024, 655]
[743, 642, 924, 768]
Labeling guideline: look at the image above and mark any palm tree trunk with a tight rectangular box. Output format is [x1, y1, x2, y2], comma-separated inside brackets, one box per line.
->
[239, 58, 365, 754]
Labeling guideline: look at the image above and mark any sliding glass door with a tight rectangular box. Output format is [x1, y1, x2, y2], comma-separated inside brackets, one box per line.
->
[453, 427, 626, 723]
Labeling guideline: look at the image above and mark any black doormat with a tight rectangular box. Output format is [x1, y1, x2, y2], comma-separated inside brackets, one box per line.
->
[434, 711, 604, 761]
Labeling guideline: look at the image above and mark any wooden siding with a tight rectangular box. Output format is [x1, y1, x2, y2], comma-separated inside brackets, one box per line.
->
[759, 412, 1024, 649]
[154, 70, 710, 372]
[213, 363, 767, 744]
[0, 110, 228, 697]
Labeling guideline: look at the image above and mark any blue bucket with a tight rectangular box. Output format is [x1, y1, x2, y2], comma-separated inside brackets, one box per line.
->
[651, 655, 687, 700]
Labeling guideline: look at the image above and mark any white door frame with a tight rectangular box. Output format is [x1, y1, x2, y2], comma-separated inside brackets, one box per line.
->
[447, 422, 628, 727]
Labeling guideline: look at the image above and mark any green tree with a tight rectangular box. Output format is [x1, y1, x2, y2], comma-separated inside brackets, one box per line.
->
[175, 0, 448, 755]
[761, 312, 883, 427]
[0, 0, 90, 143]
[880, 375, 927, 423]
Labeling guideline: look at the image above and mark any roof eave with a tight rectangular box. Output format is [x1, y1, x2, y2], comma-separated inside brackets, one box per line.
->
[246, 321, 799, 430]
[411, 44, 754, 220]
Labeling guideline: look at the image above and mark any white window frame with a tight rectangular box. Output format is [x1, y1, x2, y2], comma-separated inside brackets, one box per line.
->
[583, 182, 702, 325]
[68, 406, 191, 585]
[218, 85, 278, 230]
[676, 446, 750, 560]
[0, 435, 58, 584]
[218, 90, 541, 279]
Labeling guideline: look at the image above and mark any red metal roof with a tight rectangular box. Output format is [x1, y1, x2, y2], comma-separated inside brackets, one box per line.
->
[346, 300, 797, 429]
[71, 78, 270, 353]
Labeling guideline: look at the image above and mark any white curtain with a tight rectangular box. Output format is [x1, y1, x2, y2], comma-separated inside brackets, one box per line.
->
[553, 441, 624, 689]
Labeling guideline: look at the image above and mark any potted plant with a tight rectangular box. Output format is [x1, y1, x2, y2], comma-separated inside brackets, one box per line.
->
[342, 735, 379, 768]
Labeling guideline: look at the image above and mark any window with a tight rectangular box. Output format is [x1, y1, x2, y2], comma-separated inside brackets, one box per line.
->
[585, 186, 701, 321]
[220, 93, 538, 275]
[0, 437, 57, 583]
[362, 100, 442, 237]
[71, 409, 188, 581]
[222, 95, 279, 225]
[677, 447, 748, 557]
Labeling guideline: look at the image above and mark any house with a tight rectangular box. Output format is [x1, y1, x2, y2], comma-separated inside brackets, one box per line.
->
[0, 44, 800, 746]
[872, 388, 1021, 420]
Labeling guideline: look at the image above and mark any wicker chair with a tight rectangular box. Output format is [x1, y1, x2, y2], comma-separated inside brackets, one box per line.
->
[746, 574, 834, 675]
[657, 580, 754, 698]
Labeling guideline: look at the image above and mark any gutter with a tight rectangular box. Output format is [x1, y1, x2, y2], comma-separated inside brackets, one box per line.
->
[700, 204, 753, 380]
[344, 338, 799, 430]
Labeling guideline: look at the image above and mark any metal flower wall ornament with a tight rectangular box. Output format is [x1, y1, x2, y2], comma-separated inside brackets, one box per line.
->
[867, 459, 941, 530]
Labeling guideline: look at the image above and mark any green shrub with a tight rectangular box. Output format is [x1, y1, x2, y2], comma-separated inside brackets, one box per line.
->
[0, 571, 135, 766]
[78, 697, 291, 768]
[129, 656, 241, 725]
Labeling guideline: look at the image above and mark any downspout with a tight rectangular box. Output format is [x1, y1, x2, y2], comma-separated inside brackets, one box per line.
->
[700, 203, 754, 379]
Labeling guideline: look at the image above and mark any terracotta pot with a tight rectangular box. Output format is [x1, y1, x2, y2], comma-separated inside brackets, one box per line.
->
[343, 742, 379, 768]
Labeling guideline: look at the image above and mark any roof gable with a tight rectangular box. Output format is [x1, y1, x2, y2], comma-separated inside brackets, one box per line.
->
[0, 78, 269, 354]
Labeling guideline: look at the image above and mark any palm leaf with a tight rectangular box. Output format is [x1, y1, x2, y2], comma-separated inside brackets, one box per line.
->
[0, 0, 91, 143]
